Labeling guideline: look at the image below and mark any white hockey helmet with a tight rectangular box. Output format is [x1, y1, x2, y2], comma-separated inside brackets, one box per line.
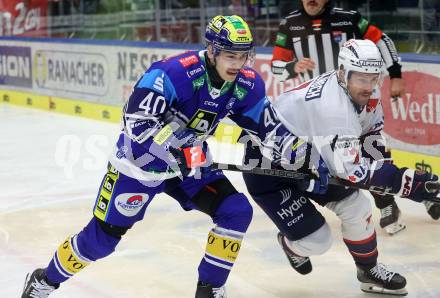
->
[338, 39, 384, 87]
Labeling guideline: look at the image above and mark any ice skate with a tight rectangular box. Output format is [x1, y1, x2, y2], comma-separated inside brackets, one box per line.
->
[195, 281, 226, 298]
[22, 268, 59, 298]
[357, 263, 407, 296]
[379, 202, 406, 235]
[277, 232, 312, 275]
[424, 200, 440, 220]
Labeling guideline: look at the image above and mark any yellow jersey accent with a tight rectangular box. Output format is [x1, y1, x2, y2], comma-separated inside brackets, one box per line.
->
[0, 89, 121, 123]
[94, 165, 119, 221]
[153, 124, 174, 145]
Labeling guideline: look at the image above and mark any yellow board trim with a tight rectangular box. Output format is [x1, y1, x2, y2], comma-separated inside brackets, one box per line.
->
[205, 230, 241, 263]
[57, 237, 90, 275]
[391, 149, 440, 175]
[0, 89, 121, 123]
[2, 89, 439, 175]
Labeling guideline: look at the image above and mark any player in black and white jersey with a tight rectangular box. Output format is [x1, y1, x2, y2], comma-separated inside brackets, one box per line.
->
[270, 0, 440, 234]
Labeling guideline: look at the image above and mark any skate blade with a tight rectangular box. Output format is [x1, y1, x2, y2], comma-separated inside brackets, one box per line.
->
[361, 283, 408, 296]
[384, 222, 406, 235]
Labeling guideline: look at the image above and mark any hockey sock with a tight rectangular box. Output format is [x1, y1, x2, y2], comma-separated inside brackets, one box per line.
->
[343, 231, 378, 268]
[45, 217, 121, 284]
[198, 193, 252, 287]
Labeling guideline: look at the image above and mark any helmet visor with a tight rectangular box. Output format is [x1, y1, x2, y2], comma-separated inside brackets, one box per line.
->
[349, 71, 383, 89]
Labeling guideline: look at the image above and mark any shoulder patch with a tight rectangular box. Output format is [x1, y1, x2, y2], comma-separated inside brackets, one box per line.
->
[192, 76, 205, 91]
[275, 32, 287, 47]
[179, 55, 199, 68]
[358, 17, 369, 34]
[240, 68, 256, 79]
[233, 84, 248, 100]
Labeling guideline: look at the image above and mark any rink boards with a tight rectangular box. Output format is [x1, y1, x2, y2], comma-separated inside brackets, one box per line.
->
[0, 36, 440, 173]
[1, 87, 439, 175]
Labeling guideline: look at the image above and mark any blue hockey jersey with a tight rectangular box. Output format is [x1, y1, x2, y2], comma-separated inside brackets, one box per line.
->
[109, 50, 290, 181]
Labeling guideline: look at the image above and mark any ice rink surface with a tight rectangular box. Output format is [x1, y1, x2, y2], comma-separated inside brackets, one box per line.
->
[1, 104, 439, 298]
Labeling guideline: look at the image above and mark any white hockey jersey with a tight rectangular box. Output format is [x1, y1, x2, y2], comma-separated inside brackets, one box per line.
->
[273, 71, 384, 183]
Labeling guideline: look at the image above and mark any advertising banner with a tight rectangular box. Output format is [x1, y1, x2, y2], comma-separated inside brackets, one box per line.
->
[0, 45, 32, 88]
[381, 63, 440, 156]
[34, 49, 110, 96]
[0, 0, 48, 37]
[24, 41, 178, 105]
[0, 38, 439, 156]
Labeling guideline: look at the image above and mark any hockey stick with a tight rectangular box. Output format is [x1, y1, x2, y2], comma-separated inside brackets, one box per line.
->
[212, 162, 440, 203]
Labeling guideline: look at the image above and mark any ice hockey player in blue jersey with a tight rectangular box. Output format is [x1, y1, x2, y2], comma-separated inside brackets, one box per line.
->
[243, 39, 440, 296]
[21, 15, 320, 298]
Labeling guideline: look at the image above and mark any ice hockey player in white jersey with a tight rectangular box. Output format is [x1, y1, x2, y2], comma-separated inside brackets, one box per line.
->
[242, 39, 439, 296]
[274, 39, 439, 198]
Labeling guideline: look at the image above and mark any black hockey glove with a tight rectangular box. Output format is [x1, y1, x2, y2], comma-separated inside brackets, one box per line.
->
[392, 168, 439, 202]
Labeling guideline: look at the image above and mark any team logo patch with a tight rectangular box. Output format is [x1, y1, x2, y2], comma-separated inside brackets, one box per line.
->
[233, 85, 248, 100]
[115, 193, 149, 217]
[187, 109, 217, 134]
[192, 76, 205, 90]
[179, 55, 199, 68]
